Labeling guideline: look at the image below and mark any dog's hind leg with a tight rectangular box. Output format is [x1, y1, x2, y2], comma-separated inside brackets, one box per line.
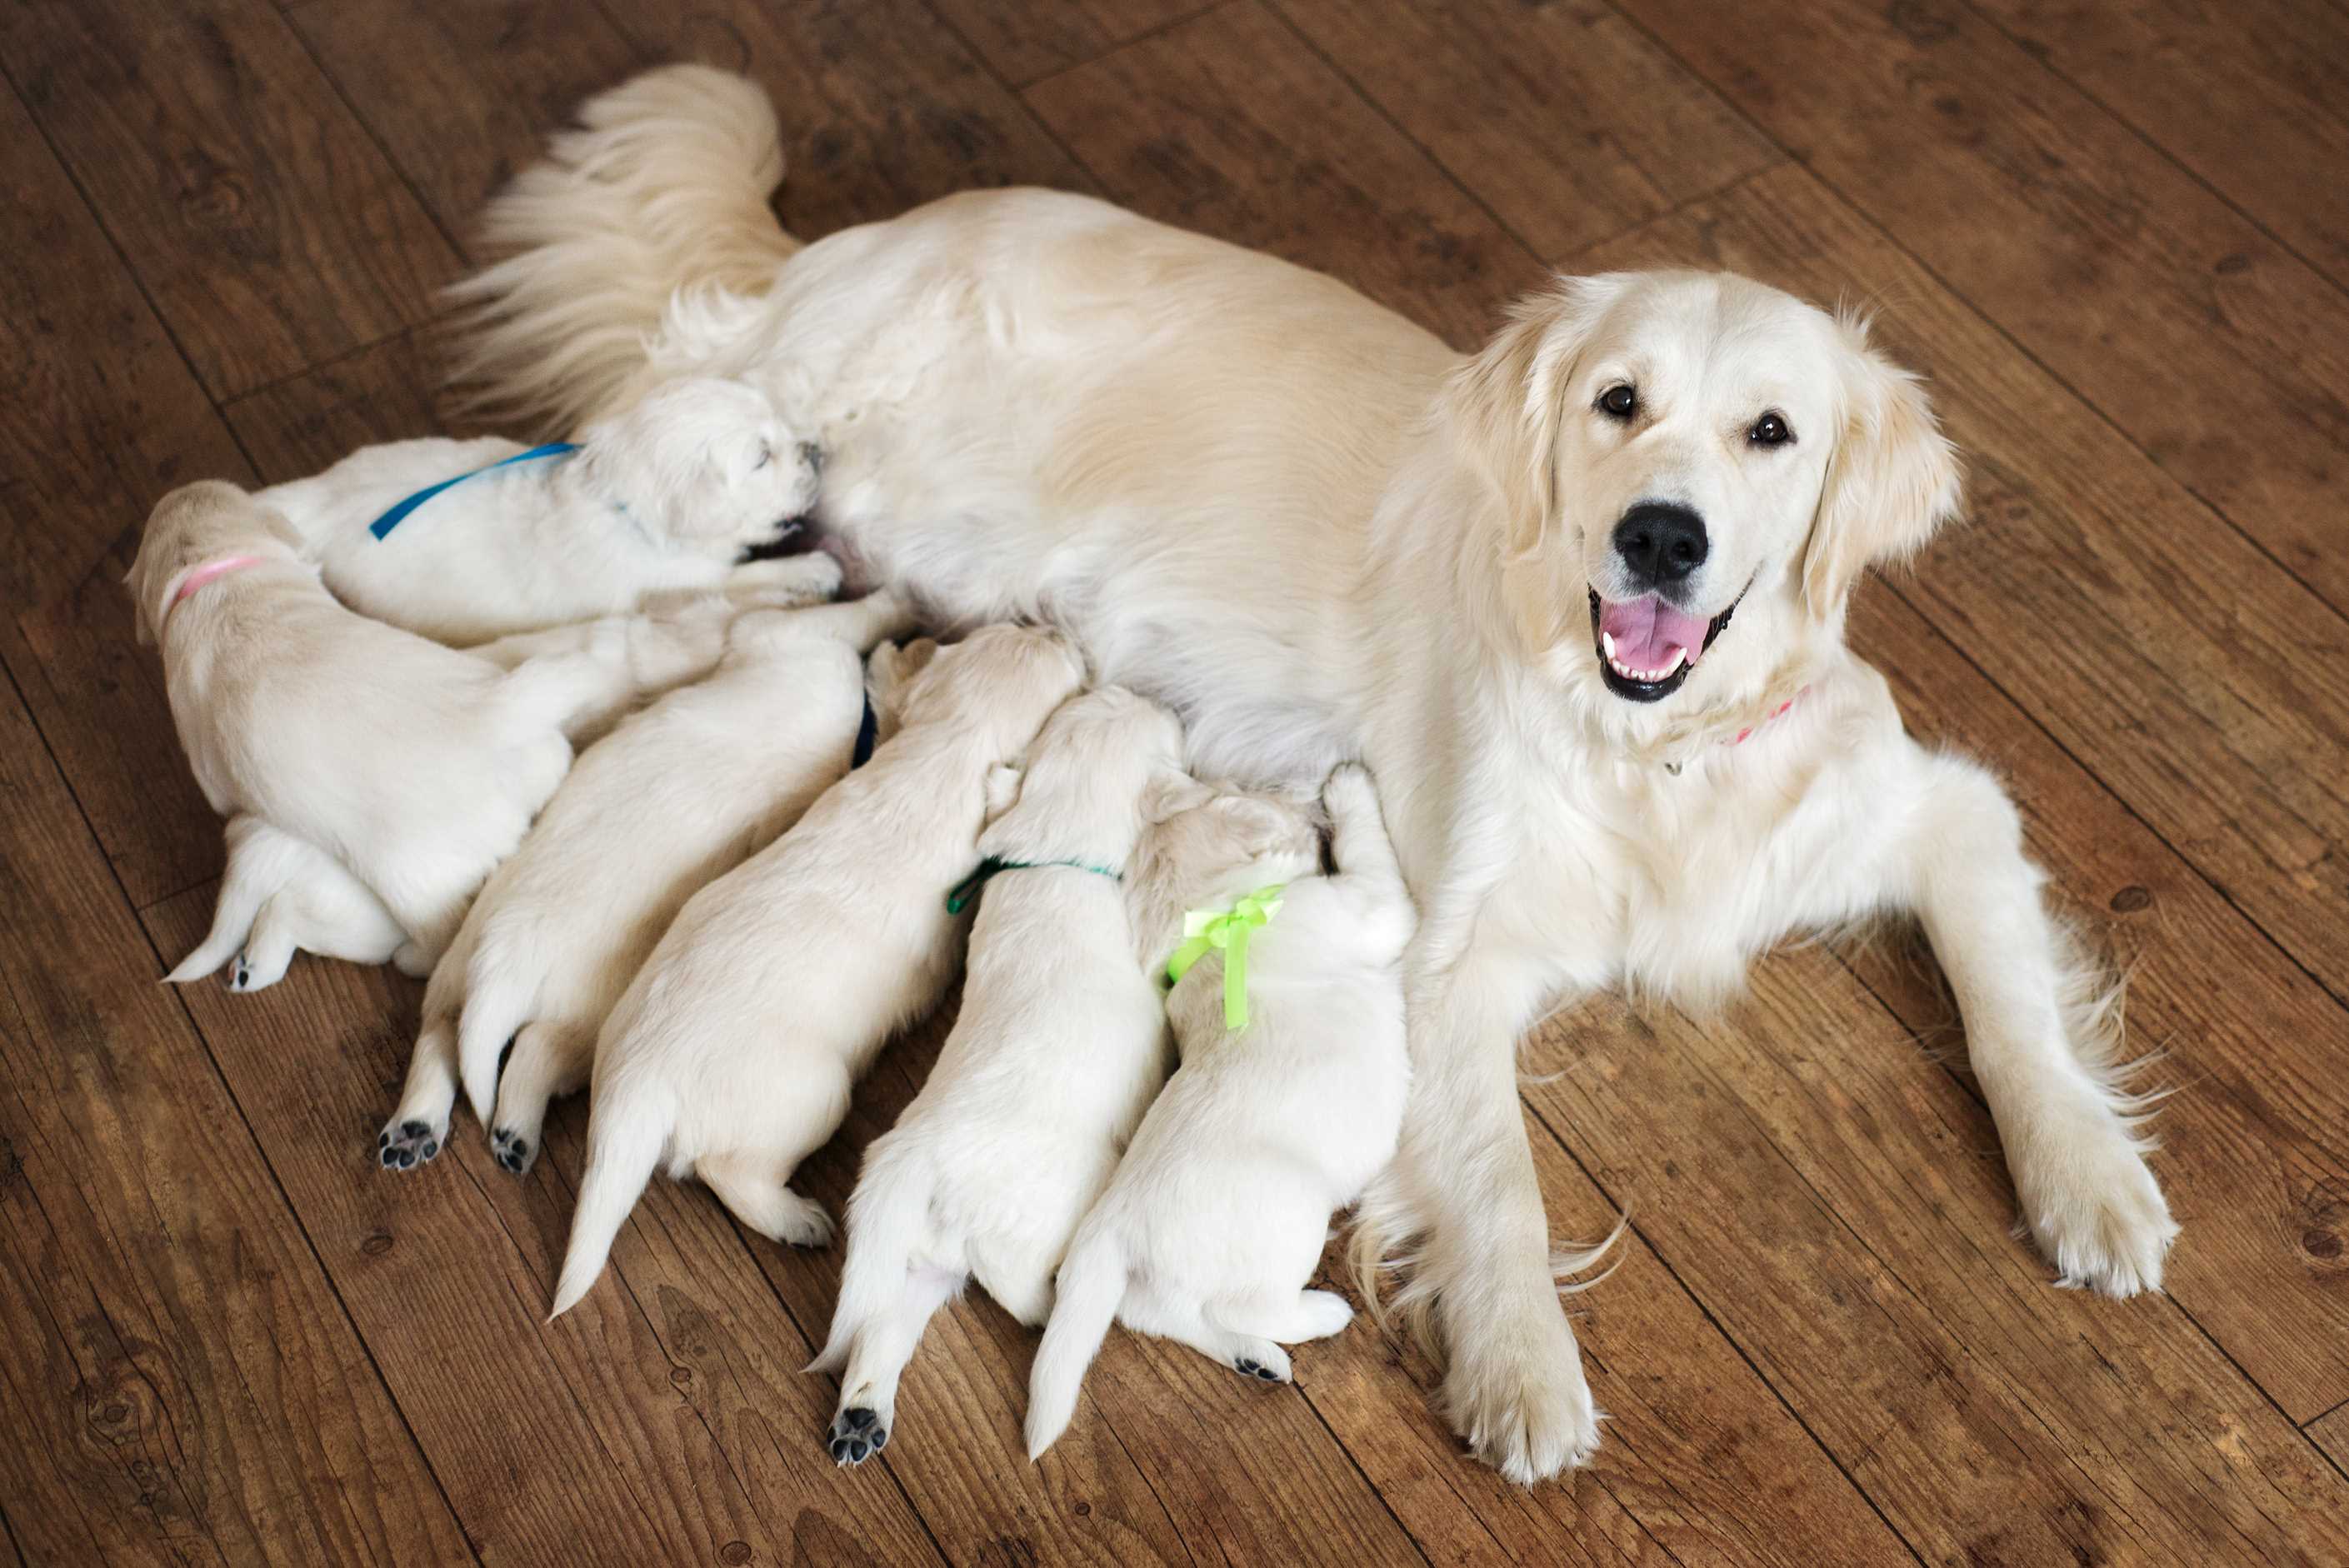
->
[1141, 1297, 1293, 1385]
[697, 1150, 834, 1248]
[380, 1018, 458, 1170]
[825, 1263, 959, 1466]
[231, 896, 301, 992]
[490, 1021, 591, 1176]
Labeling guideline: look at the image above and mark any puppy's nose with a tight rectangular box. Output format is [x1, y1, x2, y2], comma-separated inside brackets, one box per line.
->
[797, 442, 824, 477]
[1612, 502, 1708, 588]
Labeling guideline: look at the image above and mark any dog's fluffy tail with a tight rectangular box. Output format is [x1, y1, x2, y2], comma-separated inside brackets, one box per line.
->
[166, 820, 294, 983]
[443, 64, 798, 433]
[549, 1078, 670, 1320]
[1022, 1228, 1125, 1460]
[807, 1156, 929, 1376]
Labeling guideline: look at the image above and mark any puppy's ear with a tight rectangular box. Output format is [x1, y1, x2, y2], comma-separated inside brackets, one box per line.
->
[1802, 316, 1964, 617]
[983, 764, 1023, 821]
[1140, 771, 1214, 826]
[868, 637, 941, 721]
[1447, 275, 1627, 558]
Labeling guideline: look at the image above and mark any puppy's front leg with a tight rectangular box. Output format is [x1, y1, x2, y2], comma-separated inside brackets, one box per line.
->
[1400, 951, 1602, 1484]
[1897, 752, 2176, 1294]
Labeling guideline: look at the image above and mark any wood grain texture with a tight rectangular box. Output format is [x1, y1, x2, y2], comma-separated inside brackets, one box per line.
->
[1972, 0, 2349, 292]
[1524, 949, 2349, 1566]
[0, 0, 459, 398]
[1612, 0, 2349, 614]
[594, 0, 1092, 244]
[930, 0, 1212, 88]
[1025, 1, 1552, 350]
[142, 888, 945, 1568]
[1569, 162, 2349, 1139]
[2315, 1405, 2349, 1480]
[1270, 0, 1779, 259]
[0, 681, 472, 1568]
[287, 0, 646, 257]
[223, 329, 482, 482]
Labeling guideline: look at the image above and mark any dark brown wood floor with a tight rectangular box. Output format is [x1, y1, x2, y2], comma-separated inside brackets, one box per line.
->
[3, 1, 2347, 1562]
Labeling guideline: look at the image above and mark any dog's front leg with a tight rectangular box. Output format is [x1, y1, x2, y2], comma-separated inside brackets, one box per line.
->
[1898, 752, 2177, 1294]
[1398, 951, 1601, 1483]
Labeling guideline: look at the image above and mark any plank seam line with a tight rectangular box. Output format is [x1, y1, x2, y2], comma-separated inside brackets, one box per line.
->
[216, 322, 433, 430]
[1011, 0, 1239, 92]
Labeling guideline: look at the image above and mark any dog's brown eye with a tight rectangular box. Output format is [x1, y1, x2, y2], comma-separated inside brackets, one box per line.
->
[1597, 384, 1637, 419]
[1748, 412, 1792, 447]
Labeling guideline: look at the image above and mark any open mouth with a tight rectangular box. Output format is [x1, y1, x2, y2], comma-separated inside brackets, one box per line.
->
[1587, 587, 1743, 703]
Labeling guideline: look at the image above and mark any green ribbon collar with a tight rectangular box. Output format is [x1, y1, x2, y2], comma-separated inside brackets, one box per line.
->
[1164, 885, 1285, 1031]
[945, 854, 1122, 915]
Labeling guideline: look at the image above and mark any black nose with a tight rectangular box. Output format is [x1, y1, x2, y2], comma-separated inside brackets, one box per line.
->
[1612, 502, 1708, 587]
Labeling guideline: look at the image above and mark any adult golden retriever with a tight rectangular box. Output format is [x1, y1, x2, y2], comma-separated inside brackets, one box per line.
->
[449, 66, 2175, 1483]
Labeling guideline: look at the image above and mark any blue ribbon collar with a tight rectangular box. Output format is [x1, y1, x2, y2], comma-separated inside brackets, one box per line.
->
[367, 442, 579, 540]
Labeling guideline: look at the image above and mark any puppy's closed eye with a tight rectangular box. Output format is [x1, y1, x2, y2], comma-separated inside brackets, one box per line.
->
[752, 442, 774, 471]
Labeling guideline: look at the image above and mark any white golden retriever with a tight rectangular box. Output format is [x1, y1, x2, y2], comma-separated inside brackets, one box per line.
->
[167, 815, 417, 992]
[548, 624, 1086, 1318]
[378, 594, 912, 1174]
[256, 375, 838, 645]
[452, 66, 2177, 1481]
[812, 685, 1186, 1467]
[128, 482, 610, 974]
[1025, 763, 1414, 1459]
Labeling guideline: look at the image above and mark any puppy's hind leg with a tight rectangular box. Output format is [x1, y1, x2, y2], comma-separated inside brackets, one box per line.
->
[231, 897, 301, 992]
[380, 1018, 458, 1170]
[490, 1021, 591, 1176]
[824, 1264, 959, 1466]
[1137, 1296, 1292, 1386]
[697, 1150, 834, 1249]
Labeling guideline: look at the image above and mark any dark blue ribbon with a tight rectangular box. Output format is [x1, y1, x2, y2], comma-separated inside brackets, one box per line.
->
[367, 442, 580, 540]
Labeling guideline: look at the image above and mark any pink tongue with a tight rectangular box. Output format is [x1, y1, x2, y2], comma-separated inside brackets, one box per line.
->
[1599, 596, 1710, 670]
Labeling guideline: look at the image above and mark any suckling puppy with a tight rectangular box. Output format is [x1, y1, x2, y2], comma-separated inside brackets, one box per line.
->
[128, 482, 614, 985]
[388, 593, 914, 1176]
[547, 624, 1086, 1317]
[167, 816, 419, 993]
[257, 376, 838, 645]
[811, 685, 1187, 1466]
[1025, 764, 1414, 1457]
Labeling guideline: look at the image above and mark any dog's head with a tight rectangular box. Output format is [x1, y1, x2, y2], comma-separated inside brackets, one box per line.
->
[980, 684, 1187, 866]
[126, 481, 306, 646]
[1129, 777, 1322, 940]
[894, 623, 1089, 746]
[572, 376, 820, 561]
[1448, 271, 1961, 737]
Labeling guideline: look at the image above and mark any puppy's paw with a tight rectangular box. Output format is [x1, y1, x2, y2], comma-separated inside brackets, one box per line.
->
[1441, 1305, 1602, 1485]
[230, 956, 253, 992]
[826, 1405, 888, 1466]
[390, 941, 434, 980]
[772, 1194, 836, 1249]
[1295, 1289, 1355, 1341]
[376, 1118, 442, 1171]
[2012, 1101, 2177, 1297]
[491, 1127, 537, 1177]
[1232, 1352, 1290, 1385]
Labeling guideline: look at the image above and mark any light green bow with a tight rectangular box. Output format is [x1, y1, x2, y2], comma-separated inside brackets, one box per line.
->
[1164, 885, 1285, 1031]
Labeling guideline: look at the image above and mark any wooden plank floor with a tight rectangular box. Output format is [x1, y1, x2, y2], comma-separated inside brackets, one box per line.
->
[2, 1, 2345, 1561]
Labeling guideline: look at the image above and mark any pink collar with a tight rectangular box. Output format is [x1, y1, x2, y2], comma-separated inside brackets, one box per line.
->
[1727, 688, 1806, 747]
[172, 554, 265, 607]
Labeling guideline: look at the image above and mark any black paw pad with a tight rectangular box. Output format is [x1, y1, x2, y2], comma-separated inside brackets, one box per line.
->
[827, 1406, 886, 1466]
[231, 959, 250, 990]
[1235, 1358, 1280, 1382]
[492, 1131, 531, 1175]
[377, 1120, 440, 1171]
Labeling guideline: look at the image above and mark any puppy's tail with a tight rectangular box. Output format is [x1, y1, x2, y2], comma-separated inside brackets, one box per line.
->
[1023, 1229, 1125, 1460]
[166, 819, 292, 983]
[807, 1158, 929, 1376]
[443, 63, 798, 432]
[549, 1079, 670, 1320]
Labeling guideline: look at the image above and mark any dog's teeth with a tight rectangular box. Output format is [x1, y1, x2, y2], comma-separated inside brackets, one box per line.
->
[1662, 647, 1687, 675]
[1602, 632, 1617, 660]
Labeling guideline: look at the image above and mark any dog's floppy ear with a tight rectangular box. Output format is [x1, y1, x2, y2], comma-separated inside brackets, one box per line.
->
[982, 763, 1024, 821]
[1140, 771, 1214, 826]
[1448, 275, 1628, 558]
[1802, 316, 1964, 616]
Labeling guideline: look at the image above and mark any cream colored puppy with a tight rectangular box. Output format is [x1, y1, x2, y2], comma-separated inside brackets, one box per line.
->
[257, 376, 838, 645]
[1026, 764, 1414, 1457]
[382, 593, 915, 1175]
[811, 685, 1187, 1466]
[128, 482, 612, 979]
[548, 624, 1086, 1316]
[167, 816, 418, 992]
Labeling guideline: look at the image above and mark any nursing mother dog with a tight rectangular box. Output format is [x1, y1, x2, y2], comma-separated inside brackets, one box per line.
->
[450, 66, 2177, 1484]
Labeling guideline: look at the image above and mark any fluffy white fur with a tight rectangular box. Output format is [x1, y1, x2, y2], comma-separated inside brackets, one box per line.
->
[547, 625, 1086, 1318]
[450, 69, 2178, 1483]
[167, 815, 418, 992]
[1024, 764, 1413, 1458]
[128, 481, 612, 976]
[256, 376, 837, 645]
[810, 686, 1187, 1466]
[378, 594, 915, 1174]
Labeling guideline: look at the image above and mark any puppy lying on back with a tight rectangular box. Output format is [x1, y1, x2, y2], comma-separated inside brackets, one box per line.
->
[548, 625, 1086, 1317]
[128, 482, 614, 971]
[377, 594, 916, 1172]
[812, 686, 1187, 1466]
[1026, 765, 1416, 1457]
[257, 376, 839, 645]
[167, 815, 418, 992]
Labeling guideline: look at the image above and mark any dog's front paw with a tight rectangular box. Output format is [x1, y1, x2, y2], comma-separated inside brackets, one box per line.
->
[2011, 1098, 2177, 1297]
[377, 1118, 442, 1171]
[1440, 1304, 1602, 1484]
[827, 1405, 888, 1466]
